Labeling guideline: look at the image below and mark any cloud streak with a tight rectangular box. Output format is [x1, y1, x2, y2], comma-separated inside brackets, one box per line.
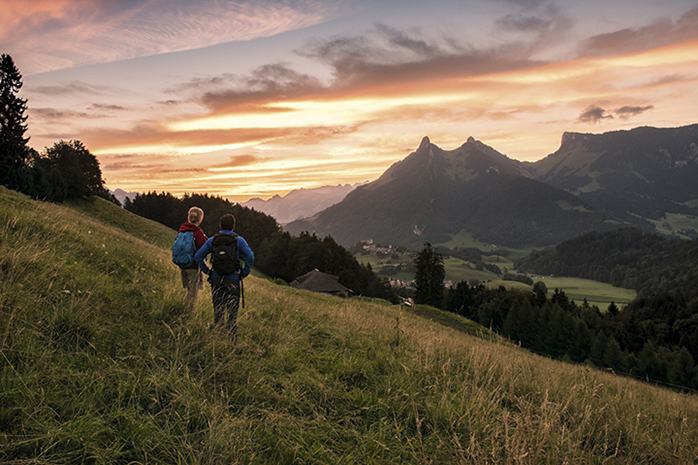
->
[2, 0, 342, 74]
[578, 7, 698, 59]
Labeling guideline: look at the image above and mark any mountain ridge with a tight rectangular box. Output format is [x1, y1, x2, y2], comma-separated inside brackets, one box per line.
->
[528, 124, 698, 234]
[286, 124, 698, 249]
[286, 135, 619, 248]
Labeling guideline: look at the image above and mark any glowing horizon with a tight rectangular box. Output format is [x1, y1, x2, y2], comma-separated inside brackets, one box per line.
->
[6, 0, 698, 201]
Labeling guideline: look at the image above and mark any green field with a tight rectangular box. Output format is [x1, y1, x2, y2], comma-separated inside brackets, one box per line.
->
[361, 249, 635, 310]
[435, 229, 536, 259]
[649, 212, 698, 239]
[443, 257, 499, 283]
[530, 276, 636, 310]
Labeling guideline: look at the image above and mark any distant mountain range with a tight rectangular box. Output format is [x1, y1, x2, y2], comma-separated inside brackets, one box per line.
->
[242, 183, 364, 224]
[286, 124, 698, 249]
[110, 188, 139, 205]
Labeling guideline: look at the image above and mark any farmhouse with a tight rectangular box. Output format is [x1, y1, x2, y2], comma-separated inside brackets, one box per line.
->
[290, 269, 352, 296]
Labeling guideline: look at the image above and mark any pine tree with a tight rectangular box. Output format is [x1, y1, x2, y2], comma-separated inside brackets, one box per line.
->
[0, 53, 30, 189]
[414, 242, 445, 308]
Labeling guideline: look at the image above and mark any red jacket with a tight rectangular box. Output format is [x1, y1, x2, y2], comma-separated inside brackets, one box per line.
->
[178, 222, 207, 269]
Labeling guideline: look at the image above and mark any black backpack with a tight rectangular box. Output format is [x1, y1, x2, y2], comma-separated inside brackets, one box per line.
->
[211, 233, 240, 275]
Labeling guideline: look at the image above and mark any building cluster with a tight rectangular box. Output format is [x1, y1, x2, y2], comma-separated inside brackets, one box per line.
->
[360, 239, 399, 256]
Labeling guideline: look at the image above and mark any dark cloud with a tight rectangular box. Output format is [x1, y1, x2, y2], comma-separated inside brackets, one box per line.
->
[498, 14, 555, 32]
[171, 24, 548, 116]
[577, 104, 655, 124]
[88, 103, 126, 111]
[614, 105, 654, 118]
[499, 0, 549, 7]
[157, 99, 184, 106]
[30, 104, 126, 121]
[28, 81, 114, 96]
[578, 105, 613, 124]
[297, 24, 540, 89]
[174, 64, 325, 112]
[496, 2, 572, 35]
[373, 23, 440, 56]
[30, 107, 92, 120]
[578, 7, 698, 58]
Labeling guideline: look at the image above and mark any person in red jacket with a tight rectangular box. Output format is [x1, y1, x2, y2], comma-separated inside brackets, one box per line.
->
[179, 206, 208, 310]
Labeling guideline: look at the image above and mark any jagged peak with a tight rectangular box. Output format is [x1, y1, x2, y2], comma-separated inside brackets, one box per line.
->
[467, 136, 476, 143]
[419, 136, 431, 149]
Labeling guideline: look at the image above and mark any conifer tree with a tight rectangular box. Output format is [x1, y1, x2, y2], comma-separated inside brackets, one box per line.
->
[0, 53, 30, 189]
[414, 242, 445, 308]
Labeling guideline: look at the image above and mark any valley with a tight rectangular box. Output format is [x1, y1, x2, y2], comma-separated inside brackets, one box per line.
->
[356, 247, 636, 311]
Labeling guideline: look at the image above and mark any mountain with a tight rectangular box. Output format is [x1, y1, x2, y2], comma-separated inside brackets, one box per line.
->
[285, 136, 620, 249]
[109, 187, 140, 205]
[527, 124, 698, 235]
[242, 183, 363, 224]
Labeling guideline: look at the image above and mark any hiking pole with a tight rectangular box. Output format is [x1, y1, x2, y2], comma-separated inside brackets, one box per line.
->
[240, 277, 245, 309]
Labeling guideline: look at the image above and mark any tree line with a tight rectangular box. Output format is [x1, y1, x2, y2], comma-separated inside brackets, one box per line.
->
[409, 238, 698, 390]
[441, 281, 698, 391]
[515, 227, 698, 300]
[126, 192, 399, 303]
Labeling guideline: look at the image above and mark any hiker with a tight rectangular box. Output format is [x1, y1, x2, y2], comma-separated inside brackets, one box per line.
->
[173, 206, 208, 310]
[194, 213, 254, 338]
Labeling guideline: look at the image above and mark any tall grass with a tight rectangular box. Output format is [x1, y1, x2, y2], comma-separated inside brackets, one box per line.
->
[2, 186, 698, 464]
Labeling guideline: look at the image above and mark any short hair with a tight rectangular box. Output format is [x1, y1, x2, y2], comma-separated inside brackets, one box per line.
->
[219, 213, 236, 231]
[188, 206, 204, 223]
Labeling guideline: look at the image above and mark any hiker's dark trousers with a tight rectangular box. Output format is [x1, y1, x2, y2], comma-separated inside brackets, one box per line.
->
[210, 277, 241, 337]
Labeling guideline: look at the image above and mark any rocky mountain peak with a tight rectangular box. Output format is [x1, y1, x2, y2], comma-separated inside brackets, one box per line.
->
[419, 136, 431, 150]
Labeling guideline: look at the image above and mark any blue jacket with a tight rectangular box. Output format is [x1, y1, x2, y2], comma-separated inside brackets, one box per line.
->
[194, 230, 254, 279]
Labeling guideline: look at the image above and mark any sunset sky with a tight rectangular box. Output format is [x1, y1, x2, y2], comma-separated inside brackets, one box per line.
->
[4, 0, 698, 201]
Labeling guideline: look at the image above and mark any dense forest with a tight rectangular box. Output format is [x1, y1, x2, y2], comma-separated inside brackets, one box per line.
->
[515, 228, 698, 300]
[443, 282, 698, 391]
[458, 227, 698, 390]
[125, 191, 399, 303]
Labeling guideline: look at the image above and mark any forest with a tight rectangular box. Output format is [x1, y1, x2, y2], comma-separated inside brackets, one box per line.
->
[515, 228, 698, 300]
[125, 191, 399, 303]
[462, 227, 698, 390]
[442, 281, 698, 391]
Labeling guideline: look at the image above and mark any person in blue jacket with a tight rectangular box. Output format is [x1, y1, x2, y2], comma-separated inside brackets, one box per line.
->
[194, 213, 254, 338]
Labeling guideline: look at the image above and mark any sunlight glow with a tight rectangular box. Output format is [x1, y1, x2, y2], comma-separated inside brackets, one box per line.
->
[166, 94, 471, 132]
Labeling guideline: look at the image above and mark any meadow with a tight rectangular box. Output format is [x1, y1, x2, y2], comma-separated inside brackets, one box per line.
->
[2, 187, 698, 464]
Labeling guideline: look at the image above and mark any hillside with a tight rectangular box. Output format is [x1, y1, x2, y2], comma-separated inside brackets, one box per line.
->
[286, 137, 619, 249]
[515, 227, 698, 300]
[528, 124, 698, 237]
[2, 186, 698, 463]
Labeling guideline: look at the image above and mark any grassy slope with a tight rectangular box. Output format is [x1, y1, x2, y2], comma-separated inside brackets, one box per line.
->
[2, 186, 698, 464]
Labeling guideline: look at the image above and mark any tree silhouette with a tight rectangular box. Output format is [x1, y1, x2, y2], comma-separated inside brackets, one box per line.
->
[0, 53, 30, 190]
[414, 242, 445, 308]
[40, 140, 104, 198]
